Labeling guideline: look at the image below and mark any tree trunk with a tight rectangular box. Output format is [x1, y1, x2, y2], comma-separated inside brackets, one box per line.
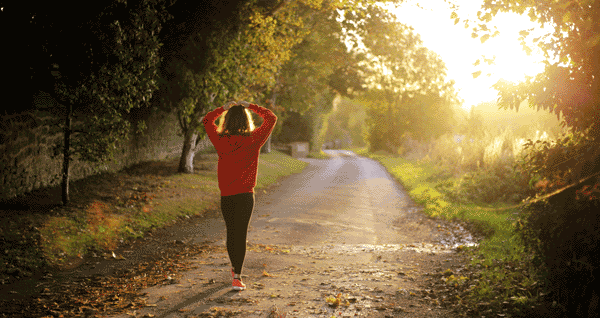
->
[178, 129, 198, 173]
[261, 135, 272, 154]
[261, 90, 278, 154]
[61, 103, 72, 205]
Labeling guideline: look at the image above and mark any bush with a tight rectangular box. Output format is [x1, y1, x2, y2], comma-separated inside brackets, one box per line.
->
[444, 163, 531, 204]
[404, 129, 536, 204]
[517, 190, 600, 317]
[516, 133, 600, 317]
[274, 110, 312, 144]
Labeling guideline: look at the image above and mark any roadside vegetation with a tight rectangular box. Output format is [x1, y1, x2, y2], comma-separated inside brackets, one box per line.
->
[345, 99, 586, 317]
[0, 150, 306, 284]
[356, 147, 543, 317]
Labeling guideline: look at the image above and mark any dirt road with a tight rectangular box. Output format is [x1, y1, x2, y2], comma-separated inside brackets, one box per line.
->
[106, 150, 470, 318]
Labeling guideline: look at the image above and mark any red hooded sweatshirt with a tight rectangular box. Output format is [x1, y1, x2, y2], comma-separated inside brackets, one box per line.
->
[202, 104, 277, 196]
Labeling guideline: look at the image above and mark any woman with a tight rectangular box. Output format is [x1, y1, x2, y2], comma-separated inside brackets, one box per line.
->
[202, 100, 277, 291]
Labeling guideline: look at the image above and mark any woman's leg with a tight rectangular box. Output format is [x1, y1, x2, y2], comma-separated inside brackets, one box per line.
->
[220, 192, 255, 275]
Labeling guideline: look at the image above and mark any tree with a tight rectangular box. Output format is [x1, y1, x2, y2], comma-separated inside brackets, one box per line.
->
[275, 110, 313, 144]
[268, 1, 374, 151]
[459, 1, 600, 315]
[1, 0, 171, 204]
[347, 4, 459, 152]
[461, 0, 600, 138]
[156, 0, 316, 173]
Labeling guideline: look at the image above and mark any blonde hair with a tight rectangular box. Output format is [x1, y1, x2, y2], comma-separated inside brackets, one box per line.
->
[217, 105, 255, 136]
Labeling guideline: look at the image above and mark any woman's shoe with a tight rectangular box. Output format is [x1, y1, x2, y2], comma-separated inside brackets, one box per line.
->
[232, 278, 246, 291]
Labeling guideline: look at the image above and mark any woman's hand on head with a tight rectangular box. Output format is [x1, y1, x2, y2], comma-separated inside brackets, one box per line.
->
[223, 101, 237, 110]
[238, 101, 250, 108]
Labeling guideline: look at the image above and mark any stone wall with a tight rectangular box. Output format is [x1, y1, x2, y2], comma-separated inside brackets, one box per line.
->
[0, 103, 185, 201]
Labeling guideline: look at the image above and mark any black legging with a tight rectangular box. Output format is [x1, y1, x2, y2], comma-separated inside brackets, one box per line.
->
[220, 192, 255, 275]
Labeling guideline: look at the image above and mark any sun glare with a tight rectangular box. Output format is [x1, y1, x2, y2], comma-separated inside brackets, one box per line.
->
[389, 0, 551, 110]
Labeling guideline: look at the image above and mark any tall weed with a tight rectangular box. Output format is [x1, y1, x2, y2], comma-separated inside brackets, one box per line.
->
[405, 127, 551, 204]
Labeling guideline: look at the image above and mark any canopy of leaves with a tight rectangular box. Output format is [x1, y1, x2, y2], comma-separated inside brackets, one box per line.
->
[157, 0, 321, 137]
[3, 0, 171, 162]
[461, 0, 600, 138]
[273, 3, 367, 114]
[345, 4, 459, 151]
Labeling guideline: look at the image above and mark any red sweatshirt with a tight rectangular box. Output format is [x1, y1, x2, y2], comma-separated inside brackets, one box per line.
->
[202, 104, 277, 196]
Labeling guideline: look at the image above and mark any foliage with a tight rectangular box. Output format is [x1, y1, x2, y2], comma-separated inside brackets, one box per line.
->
[343, 4, 459, 152]
[159, 0, 321, 171]
[269, 1, 375, 151]
[4, 0, 172, 203]
[463, 0, 600, 138]
[515, 192, 600, 317]
[322, 97, 368, 148]
[273, 2, 366, 114]
[361, 149, 548, 317]
[160, 0, 325, 123]
[444, 164, 531, 204]
[421, 128, 535, 204]
[398, 100, 563, 205]
[274, 110, 313, 144]
[457, 1, 600, 314]
[512, 131, 600, 316]
[518, 131, 600, 190]
[21, 0, 171, 162]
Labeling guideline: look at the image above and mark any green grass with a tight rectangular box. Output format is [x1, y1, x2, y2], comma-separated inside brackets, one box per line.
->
[256, 150, 309, 188]
[356, 148, 542, 316]
[356, 149, 518, 253]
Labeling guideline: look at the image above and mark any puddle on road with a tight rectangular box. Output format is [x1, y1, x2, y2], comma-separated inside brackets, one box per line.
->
[437, 222, 479, 249]
[287, 221, 479, 257]
[292, 242, 454, 255]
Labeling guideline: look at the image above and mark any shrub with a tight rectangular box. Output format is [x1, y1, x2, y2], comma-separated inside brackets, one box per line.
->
[516, 132, 600, 317]
[517, 190, 600, 317]
[446, 163, 531, 204]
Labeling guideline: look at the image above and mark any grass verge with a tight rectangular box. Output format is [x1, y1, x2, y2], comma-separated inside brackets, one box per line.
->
[354, 147, 545, 317]
[1, 150, 307, 282]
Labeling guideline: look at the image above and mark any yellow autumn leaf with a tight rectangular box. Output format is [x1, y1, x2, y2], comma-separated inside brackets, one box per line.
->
[262, 270, 276, 277]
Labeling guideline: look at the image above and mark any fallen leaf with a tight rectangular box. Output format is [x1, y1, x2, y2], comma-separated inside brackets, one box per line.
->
[262, 270, 276, 277]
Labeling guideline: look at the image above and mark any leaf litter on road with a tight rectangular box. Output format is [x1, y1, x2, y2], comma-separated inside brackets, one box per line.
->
[0, 242, 223, 317]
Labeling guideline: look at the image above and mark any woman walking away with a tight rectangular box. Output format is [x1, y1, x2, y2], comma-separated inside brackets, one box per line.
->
[202, 100, 277, 291]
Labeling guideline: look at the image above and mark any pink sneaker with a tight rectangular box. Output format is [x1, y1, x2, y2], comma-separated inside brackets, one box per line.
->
[232, 278, 246, 291]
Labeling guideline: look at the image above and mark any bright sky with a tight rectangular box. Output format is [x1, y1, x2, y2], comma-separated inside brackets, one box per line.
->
[389, 0, 551, 110]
